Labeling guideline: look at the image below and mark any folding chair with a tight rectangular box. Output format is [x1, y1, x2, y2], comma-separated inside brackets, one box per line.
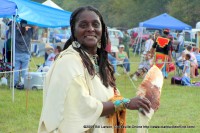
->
[117, 61, 126, 74]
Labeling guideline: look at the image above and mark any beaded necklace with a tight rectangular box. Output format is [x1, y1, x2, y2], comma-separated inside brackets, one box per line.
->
[72, 41, 99, 74]
[92, 54, 99, 73]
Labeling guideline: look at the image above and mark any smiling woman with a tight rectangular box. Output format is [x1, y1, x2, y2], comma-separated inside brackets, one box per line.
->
[38, 6, 151, 133]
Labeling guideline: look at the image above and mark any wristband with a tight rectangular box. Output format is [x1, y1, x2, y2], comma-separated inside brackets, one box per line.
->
[122, 98, 130, 109]
[113, 98, 130, 112]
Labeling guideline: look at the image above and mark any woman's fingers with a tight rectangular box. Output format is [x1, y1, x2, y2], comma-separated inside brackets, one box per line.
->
[128, 96, 152, 115]
[137, 97, 151, 113]
[141, 97, 151, 110]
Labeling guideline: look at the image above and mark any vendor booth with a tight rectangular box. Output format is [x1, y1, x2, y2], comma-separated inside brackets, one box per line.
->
[0, 0, 72, 101]
[135, 13, 192, 55]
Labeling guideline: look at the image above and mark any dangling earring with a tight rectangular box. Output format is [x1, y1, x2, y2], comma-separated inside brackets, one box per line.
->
[72, 41, 81, 48]
[97, 41, 101, 49]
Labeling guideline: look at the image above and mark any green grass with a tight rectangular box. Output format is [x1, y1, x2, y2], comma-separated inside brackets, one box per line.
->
[0, 53, 199, 133]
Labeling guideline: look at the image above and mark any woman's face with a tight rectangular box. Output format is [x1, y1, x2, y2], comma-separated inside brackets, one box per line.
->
[119, 47, 124, 52]
[74, 10, 102, 49]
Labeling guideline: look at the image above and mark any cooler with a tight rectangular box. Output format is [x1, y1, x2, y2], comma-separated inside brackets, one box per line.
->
[24, 72, 46, 89]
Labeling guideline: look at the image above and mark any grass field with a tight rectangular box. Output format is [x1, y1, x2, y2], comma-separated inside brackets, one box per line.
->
[0, 52, 199, 133]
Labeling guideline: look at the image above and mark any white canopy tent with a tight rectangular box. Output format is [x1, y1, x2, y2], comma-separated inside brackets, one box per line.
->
[42, 0, 63, 10]
[42, 0, 65, 43]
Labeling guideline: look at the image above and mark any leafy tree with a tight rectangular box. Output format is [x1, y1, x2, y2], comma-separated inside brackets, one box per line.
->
[62, 0, 81, 12]
[168, 0, 200, 27]
[31, 0, 198, 28]
[55, 0, 63, 6]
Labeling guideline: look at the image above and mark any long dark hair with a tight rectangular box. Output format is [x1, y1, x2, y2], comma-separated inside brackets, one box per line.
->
[63, 6, 116, 88]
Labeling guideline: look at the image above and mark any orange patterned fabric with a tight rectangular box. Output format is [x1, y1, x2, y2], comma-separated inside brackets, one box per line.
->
[108, 95, 126, 133]
[155, 52, 168, 69]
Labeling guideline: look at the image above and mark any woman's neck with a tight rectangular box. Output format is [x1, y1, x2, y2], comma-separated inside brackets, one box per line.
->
[81, 46, 97, 55]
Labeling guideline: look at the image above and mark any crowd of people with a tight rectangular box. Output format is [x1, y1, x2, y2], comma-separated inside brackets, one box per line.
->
[133, 29, 200, 83]
[2, 12, 200, 89]
[105, 26, 200, 83]
[176, 45, 199, 78]
[2, 19, 63, 89]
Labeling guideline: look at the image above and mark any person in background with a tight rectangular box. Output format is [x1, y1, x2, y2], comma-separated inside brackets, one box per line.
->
[182, 53, 191, 78]
[38, 6, 151, 133]
[131, 52, 153, 81]
[130, 30, 137, 47]
[132, 30, 138, 40]
[54, 45, 62, 59]
[44, 44, 55, 67]
[194, 47, 200, 73]
[176, 51, 186, 70]
[176, 32, 184, 57]
[153, 30, 160, 41]
[54, 46, 62, 55]
[41, 28, 48, 43]
[37, 44, 55, 72]
[115, 44, 130, 74]
[14, 20, 37, 89]
[144, 34, 154, 53]
[186, 45, 198, 78]
[106, 37, 120, 76]
[4, 21, 12, 62]
[150, 29, 172, 79]
[122, 30, 131, 58]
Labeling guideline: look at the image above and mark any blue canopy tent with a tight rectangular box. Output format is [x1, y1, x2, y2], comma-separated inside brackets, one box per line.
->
[0, 0, 17, 102]
[135, 13, 192, 55]
[0, 0, 17, 17]
[10, 0, 72, 28]
[139, 13, 192, 30]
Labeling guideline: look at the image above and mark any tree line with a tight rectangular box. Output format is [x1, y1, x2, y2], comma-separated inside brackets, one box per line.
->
[34, 0, 200, 29]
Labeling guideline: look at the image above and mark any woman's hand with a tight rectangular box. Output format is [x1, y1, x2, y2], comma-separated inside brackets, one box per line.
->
[126, 96, 151, 115]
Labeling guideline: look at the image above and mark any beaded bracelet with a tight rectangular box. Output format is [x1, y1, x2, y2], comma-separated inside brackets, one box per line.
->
[113, 98, 130, 112]
[122, 98, 131, 109]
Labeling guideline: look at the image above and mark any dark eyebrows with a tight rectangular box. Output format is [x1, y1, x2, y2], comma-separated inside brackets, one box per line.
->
[78, 19, 100, 23]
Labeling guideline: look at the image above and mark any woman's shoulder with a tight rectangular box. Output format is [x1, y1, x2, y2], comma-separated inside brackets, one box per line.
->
[58, 45, 75, 56]
[56, 47, 81, 64]
[51, 47, 85, 76]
